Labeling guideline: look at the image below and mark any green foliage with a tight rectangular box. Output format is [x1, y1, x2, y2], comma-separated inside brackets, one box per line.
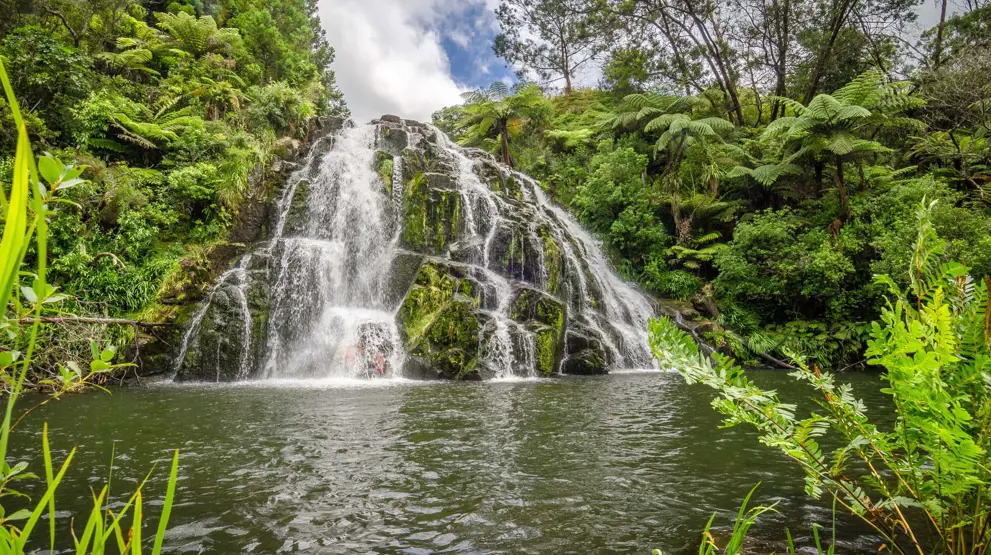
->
[651, 202, 991, 555]
[458, 82, 551, 167]
[1, 58, 179, 553]
[714, 208, 862, 322]
[0, 0, 346, 354]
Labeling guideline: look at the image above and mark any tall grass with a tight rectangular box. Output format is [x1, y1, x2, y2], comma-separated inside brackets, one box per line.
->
[0, 57, 179, 553]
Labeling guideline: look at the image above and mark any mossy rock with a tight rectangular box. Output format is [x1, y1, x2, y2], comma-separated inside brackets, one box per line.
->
[507, 287, 565, 376]
[509, 287, 565, 330]
[282, 178, 311, 235]
[397, 261, 487, 379]
[561, 349, 607, 375]
[175, 286, 255, 382]
[534, 324, 565, 376]
[376, 151, 394, 195]
[539, 226, 564, 295]
[489, 221, 543, 284]
[400, 172, 463, 254]
[561, 325, 609, 375]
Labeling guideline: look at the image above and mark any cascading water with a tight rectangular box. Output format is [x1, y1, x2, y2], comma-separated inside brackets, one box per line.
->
[173, 117, 658, 382]
[262, 125, 407, 379]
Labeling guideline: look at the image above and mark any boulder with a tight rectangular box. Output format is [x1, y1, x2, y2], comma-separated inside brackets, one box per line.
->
[400, 171, 463, 255]
[561, 325, 609, 376]
[397, 261, 488, 379]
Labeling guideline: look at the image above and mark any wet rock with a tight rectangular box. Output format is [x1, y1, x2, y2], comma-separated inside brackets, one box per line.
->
[510, 287, 564, 329]
[488, 222, 543, 284]
[175, 286, 254, 382]
[561, 325, 609, 376]
[377, 126, 410, 153]
[561, 349, 607, 375]
[401, 171, 463, 255]
[384, 251, 424, 308]
[397, 261, 488, 379]
[282, 179, 310, 235]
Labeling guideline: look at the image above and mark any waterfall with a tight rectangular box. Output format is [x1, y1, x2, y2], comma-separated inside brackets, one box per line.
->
[173, 118, 658, 381]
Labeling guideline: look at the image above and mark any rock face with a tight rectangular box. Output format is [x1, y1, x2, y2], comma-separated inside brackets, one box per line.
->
[173, 118, 658, 381]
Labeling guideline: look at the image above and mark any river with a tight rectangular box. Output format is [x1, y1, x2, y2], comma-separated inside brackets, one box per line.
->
[9, 370, 888, 554]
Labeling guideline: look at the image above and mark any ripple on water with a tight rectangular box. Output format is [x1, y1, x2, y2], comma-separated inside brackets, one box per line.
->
[9, 371, 889, 555]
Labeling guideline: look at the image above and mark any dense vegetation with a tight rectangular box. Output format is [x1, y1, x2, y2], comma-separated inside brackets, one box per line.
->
[0, 0, 346, 379]
[437, 0, 991, 369]
[651, 203, 991, 555]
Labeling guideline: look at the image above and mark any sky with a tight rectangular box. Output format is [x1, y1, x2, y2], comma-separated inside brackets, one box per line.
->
[317, 0, 957, 124]
[316, 0, 514, 123]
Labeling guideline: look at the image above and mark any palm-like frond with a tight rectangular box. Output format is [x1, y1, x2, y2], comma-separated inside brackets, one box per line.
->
[154, 12, 242, 57]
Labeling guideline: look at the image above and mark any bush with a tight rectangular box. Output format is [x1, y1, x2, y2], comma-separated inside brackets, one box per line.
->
[652, 202, 991, 555]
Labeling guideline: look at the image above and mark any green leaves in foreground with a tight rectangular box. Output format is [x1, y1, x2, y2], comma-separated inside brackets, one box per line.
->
[650, 200, 991, 555]
[0, 57, 180, 555]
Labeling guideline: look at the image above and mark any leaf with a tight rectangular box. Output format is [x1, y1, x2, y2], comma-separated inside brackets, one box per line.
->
[0, 350, 20, 368]
[38, 155, 62, 186]
[151, 451, 180, 555]
[101, 347, 117, 362]
[91, 359, 111, 372]
[57, 178, 85, 190]
[20, 285, 38, 304]
[5, 509, 30, 521]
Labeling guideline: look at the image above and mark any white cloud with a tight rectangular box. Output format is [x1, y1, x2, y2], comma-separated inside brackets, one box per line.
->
[317, 0, 470, 123]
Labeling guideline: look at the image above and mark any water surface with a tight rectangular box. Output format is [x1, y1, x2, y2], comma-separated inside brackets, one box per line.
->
[11, 371, 887, 554]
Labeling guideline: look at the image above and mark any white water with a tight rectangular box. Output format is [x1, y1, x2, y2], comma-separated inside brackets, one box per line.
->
[261, 125, 406, 379]
[175, 120, 658, 381]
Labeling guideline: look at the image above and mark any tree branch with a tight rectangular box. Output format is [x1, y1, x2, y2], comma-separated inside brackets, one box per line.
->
[16, 317, 173, 328]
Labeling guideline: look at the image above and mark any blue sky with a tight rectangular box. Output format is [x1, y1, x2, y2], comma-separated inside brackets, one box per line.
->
[317, 0, 514, 123]
[437, 1, 516, 89]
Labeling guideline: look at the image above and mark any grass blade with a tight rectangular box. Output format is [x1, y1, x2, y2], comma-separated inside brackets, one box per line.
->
[43, 422, 56, 552]
[151, 450, 179, 555]
[131, 489, 143, 555]
[15, 442, 76, 551]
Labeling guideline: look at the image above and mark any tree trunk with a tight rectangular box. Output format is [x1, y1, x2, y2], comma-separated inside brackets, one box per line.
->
[499, 121, 513, 167]
[835, 155, 850, 221]
[803, 0, 857, 103]
[933, 0, 949, 69]
[813, 161, 825, 197]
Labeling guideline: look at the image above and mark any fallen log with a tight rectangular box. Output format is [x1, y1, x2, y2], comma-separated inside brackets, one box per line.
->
[16, 317, 172, 327]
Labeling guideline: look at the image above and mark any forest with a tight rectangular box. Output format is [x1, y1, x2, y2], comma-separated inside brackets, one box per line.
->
[435, 0, 991, 369]
[1, 0, 990, 553]
[0, 0, 347, 379]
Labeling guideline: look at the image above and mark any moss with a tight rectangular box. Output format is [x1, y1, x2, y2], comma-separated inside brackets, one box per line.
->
[504, 175, 522, 200]
[401, 171, 463, 254]
[397, 261, 485, 379]
[540, 226, 562, 295]
[535, 326, 561, 375]
[376, 151, 394, 195]
[510, 288, 564, 330]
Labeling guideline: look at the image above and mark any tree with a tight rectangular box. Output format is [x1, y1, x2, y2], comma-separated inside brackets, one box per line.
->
[603, 93, 736, 242]
[494, 0, 606, 94]
[755, 71, 923, 223]
[458, 82, 551, 167]
[652, 201, 991, 555]
[153, 11, 243, 58]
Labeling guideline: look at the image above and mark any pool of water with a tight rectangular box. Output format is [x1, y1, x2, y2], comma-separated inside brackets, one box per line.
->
[9, 371, 888, 554]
